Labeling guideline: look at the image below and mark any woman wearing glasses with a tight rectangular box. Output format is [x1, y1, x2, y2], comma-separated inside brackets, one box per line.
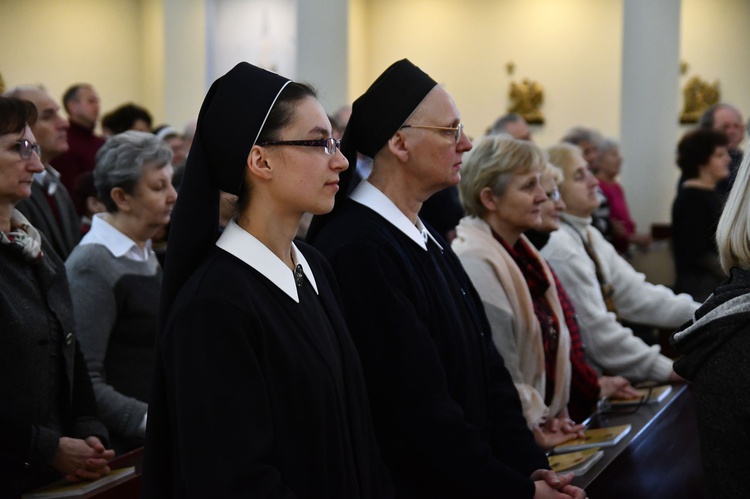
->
[65, 131, 177, 454]
[526, 163, 639, 421]
[452, 135, 587, 450]
[143, 63, 391, 498]
[0, 97, 114, 495]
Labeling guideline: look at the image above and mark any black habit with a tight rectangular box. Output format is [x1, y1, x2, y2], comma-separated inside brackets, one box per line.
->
[310, 199, 549, 498]
[143, 241, 391, 498]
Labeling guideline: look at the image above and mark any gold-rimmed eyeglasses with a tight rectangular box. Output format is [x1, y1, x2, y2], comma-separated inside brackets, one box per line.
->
[400, 122, 464, 143]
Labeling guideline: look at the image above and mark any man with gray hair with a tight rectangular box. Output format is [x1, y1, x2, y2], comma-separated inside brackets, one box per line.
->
[5, 85, 80, 259]
[698, 102, 744, 197]
[488, 112, 533, 141]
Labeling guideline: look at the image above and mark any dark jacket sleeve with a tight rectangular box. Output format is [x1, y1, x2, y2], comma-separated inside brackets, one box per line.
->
[449, 249, 550, 476]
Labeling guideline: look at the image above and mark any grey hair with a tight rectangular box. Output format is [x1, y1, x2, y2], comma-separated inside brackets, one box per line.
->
[698, 103, 741, 129]
[3, 84, 46, 99]
[95, 131, 173, 212]
[561, 126, 602, 146]
[597, 137, 620, 155]
[487, 113, 524, 136]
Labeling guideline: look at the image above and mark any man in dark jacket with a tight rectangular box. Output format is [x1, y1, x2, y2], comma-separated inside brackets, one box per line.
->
[5, 85, 81, 259]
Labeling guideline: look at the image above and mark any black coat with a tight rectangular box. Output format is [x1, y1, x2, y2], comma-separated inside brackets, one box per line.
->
[310, 200, 548, 499]
[142, 242, 391, 498]
[672, 268, 750, 499]
[671, 187, 725, 302]
[0, 234, 108, 498]
[15, 180, 80, 261]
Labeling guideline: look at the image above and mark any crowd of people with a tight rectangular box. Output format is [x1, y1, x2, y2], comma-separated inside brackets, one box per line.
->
[0, 59, 746, 498]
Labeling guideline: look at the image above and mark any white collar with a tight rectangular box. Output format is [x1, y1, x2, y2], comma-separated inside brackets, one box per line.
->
[215, 219, 318, 303]
[560, 212, 593, 235]
[33, 165, 62, 195]
[350, 179, 442, 252]
[79, 213, 153, 262]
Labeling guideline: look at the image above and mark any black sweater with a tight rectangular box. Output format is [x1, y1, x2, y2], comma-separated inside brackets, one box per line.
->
[311, 199, 548, 499]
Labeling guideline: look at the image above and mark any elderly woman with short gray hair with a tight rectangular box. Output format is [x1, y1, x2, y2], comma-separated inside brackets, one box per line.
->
[65, 131, 177, 453]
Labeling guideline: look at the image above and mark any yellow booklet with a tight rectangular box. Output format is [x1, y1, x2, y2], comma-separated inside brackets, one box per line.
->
[22, 466, 135, 498]
[609, 384, 672, 406]
[551, 424, 631, 454]
[548, 447, 604, 475]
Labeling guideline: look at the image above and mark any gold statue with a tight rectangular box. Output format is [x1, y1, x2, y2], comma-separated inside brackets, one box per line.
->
[508, 78, 544, 124]
[680, 76, 720, 124]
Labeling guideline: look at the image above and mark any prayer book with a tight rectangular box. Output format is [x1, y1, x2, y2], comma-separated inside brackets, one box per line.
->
[551, 424, 632, 454]
[609, 384, 672, 406]
[548, 447, 604, 475]
[22, 466, 135, 498]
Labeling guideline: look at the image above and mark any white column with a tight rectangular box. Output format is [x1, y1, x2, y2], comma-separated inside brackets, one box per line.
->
[296, 0, 349, 113]
[619, 0, 682, 229]
[163, 0, 207, 129]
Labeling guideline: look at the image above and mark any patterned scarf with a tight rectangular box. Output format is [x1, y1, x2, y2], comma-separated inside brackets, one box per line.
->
[496, 233, 560, 404]
[1, 209, 43, 262]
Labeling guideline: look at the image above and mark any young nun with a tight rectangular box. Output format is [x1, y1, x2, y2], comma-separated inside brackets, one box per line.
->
[142, 63, 392, 498]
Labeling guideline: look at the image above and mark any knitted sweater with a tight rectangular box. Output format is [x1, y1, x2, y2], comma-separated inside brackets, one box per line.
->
[65, 242, 160, 449]
[541, 213, 698, 381]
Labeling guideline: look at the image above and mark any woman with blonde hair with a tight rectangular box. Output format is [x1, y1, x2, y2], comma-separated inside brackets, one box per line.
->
[452, 135, 586, 449]
[526, 162, 638, 421]
[672, 151, 750, 498]
[541, 143, 697, 384]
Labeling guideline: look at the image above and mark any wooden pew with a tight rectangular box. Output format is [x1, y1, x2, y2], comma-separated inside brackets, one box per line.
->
[65, 385, 706, 497]
[88, 446, 143, 499]
[572, 384, 704, 497]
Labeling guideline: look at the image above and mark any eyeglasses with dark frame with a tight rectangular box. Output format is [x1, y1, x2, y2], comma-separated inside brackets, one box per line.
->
[12, 139, 42, 160]
[257, 137, 341, 156]
[400, 122, 464, 143]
